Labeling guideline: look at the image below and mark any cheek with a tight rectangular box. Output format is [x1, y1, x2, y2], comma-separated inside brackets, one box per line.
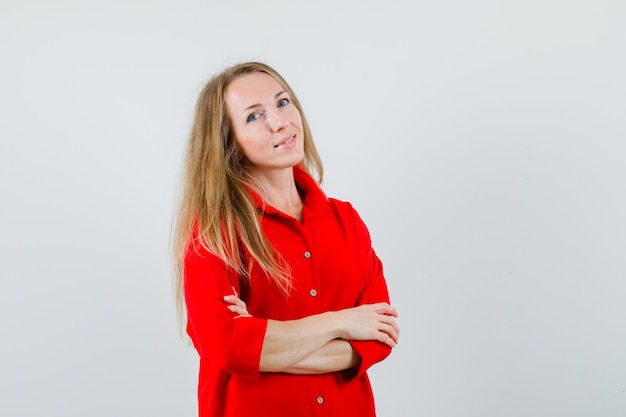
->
[234, 132, 265, 158]
[291, 109, 304, 129]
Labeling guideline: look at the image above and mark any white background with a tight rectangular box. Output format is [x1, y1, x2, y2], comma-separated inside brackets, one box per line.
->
[1, 1, 625, 416]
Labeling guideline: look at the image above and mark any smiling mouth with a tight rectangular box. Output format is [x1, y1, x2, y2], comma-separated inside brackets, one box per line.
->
[274, 134, 295, 148]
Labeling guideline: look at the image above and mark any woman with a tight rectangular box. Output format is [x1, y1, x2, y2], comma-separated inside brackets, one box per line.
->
[173, 62, 399, 416]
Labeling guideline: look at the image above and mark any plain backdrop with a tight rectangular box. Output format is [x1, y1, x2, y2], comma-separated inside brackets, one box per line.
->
[1, 1, 625, 416]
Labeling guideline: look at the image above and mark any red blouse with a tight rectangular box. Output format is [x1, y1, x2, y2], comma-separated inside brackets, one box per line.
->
[184, 166, 393, 417]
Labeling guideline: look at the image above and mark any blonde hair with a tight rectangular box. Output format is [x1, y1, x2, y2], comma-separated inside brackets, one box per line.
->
[172, 62, 323, 327]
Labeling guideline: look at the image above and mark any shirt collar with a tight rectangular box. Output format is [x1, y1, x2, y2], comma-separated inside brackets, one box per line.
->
[294, 165, 329, 215]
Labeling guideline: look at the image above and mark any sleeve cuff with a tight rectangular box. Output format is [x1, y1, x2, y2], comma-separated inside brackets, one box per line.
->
[225, 317, 268, 381]
[343, 340, 392, 381]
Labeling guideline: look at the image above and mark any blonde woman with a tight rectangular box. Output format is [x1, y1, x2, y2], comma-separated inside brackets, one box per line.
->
[173, 62, 399, 416]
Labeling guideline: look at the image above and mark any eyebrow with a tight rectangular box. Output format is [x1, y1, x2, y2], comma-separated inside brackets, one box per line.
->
[243, 90, 287, 112]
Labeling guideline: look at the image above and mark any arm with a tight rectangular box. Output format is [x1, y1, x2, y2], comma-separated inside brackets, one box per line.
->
[341, 203, 400, 380]
[224, 294, 398, 373]
[184, 247, 268, 381]
[282, 339, 360, 374]
[261, 304, 397, 372]
[186, 245, 398, 380]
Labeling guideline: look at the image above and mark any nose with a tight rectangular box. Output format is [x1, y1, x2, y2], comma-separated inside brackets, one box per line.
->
[265, 109, 287, 132]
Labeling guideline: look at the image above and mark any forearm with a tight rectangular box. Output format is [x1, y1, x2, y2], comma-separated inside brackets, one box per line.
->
[225, 294, 398, 374]
[281, 339, 361, 374]
[259, 313, 341, 372]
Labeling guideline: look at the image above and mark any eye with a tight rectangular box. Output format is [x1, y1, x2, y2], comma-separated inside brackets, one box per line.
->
[277, 98, 290, 107]
[246, 112, 261, 123]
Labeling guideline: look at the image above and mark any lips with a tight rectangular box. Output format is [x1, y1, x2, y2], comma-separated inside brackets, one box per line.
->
[274, 134, 296, 148]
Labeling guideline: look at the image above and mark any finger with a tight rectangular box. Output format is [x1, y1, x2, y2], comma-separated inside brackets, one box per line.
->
[387, 321, 400, 343]
[379, 314, 400, 334]
[229, 299, 248, 312]
[227, 304, 251, 316]
[376, 329, 397, 348]
[374, 303, 398, 317]
[223, 294, 243, 305]
[231, 286, 239, 298]
[376, 318, 400, 343]
[361, 302, 398, 317]
[372, 312, 397, 329]
[383, 325, 399, 344]
[374, 322, 398, 344]
[383, 322, 401, 344]
[227, 304, 242, 313]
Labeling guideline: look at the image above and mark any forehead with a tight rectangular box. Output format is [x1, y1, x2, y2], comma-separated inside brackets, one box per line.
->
[226, 72, 284, 110]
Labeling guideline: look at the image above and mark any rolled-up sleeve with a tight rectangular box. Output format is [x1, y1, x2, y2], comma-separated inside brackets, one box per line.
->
[184, 245, 268, 381]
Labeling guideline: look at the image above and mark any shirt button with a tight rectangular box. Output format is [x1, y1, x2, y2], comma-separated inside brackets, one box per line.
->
[304, 251, 312, 259]
[309, 289, 317, 297]
[316, 396, 324, 404]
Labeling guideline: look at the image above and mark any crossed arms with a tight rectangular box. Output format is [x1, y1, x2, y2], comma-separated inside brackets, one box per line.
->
[224, 293, 399, 374]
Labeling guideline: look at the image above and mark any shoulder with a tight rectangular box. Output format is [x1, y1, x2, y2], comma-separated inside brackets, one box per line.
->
[327, 197, 356, 213]
[184, 226, 226, 269]
[327, 197, 361, 217]
[326, 197, 372, 240]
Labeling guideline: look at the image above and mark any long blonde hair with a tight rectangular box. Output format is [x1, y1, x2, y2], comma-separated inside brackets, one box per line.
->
[172, 62, 323, 326]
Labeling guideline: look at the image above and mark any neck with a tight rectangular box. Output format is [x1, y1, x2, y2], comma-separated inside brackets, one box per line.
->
[249, 167, 303, 221]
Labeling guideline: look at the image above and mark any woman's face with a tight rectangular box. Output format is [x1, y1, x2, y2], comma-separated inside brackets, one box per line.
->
[225, 72, 304, 175]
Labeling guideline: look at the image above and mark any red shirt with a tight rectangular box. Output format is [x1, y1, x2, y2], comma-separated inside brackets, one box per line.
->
[184, 166, 393, 417]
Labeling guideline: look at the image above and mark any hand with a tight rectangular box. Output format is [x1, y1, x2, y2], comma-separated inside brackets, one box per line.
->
[332, 303, 399, 347]
[223, 287, 252, 318]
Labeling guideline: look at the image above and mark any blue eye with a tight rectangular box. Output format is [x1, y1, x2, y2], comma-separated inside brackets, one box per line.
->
[247, 113, 261, 123]
[278, 98, 289, 107]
